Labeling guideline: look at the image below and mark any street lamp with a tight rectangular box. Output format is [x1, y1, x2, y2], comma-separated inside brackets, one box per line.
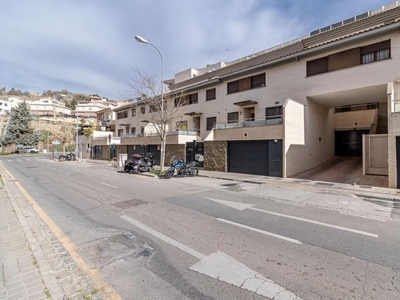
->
[135, 35, 165, 169]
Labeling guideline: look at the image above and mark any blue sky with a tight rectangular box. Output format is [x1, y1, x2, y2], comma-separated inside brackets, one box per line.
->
[0, 0, 388, 100]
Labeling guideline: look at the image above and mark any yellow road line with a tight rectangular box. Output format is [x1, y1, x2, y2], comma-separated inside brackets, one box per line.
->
[0, 163, 122, 300]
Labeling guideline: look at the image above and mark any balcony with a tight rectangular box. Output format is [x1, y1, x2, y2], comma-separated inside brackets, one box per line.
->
[215, 116, 283, 129]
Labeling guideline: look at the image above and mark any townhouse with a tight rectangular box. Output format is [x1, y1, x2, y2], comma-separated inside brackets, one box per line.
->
[93, 2, 400, 188]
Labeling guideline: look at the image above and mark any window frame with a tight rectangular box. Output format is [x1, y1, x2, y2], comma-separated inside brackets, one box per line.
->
[227, 112, 239, 123]
[206, 117, 216, 130]
[206, 88, 216, 101]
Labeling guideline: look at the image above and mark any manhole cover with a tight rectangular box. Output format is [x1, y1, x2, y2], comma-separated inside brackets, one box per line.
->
[111, 199, 147, 209]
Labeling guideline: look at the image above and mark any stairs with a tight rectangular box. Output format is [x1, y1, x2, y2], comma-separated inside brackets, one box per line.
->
[376, 114, 388, 134]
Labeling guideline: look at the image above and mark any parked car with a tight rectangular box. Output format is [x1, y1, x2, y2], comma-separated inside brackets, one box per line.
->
[22, 147, 39, 153]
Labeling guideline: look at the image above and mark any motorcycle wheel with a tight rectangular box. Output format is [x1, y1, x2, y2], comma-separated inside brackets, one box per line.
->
[164, 170, 173, 179]
[58, 155, 64, 162]
[189, 168, 199, 177]
[65, 156, 71, 161]
[124, 165, 132, 173]
[138, 165, 147, 173]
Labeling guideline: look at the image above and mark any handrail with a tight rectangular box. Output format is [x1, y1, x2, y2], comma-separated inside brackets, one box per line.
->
[214, 116, 283, 129]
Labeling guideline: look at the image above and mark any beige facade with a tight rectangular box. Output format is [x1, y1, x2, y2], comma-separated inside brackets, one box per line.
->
[93, 3, 400, 186]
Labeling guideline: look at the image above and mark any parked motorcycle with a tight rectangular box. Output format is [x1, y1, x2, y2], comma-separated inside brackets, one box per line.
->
[124, 153, 154, 173]
[164, 154, 203, 179]
[59, 152, 76, 162]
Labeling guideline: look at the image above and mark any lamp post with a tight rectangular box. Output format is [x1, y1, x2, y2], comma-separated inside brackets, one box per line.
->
[135, 35, 165, 170]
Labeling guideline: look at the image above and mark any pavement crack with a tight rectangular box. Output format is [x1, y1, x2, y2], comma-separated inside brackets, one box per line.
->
[392, 272, 400, 293]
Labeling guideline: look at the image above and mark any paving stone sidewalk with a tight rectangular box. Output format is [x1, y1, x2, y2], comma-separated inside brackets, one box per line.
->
[0, 172, 99, 300]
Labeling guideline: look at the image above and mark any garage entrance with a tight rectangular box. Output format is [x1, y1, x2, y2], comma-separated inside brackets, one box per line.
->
[228, 140, 282, 177]
[335, 130, 369, 156]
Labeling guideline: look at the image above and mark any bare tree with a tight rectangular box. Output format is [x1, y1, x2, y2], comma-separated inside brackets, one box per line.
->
[52, 123, 75, 153]
[129, 68, 185, 171]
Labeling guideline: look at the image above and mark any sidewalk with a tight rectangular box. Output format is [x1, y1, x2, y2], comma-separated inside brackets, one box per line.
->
[0, 169, 98, 300]
[80, 158, 400, 200]
[80, 158, 400, 221]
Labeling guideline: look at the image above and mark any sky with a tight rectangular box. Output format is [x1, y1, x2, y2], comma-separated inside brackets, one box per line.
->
[0, 0, 390, 100]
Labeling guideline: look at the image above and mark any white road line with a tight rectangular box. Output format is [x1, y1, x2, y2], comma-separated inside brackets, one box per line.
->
[250, 207, 379, 238]
[217, 218, 302, 244]
[205, 197, 379, 238]
[121, 215, 302, 299]
[121, 215, 205, 259]
[100, 182, 118, 189]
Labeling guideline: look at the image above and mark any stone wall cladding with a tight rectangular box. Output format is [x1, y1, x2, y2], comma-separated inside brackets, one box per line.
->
[166, 144, 186, 166]
[204, 141, 227, 172]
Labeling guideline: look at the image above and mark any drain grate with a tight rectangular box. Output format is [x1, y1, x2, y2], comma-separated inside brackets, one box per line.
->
[111, 199, 147, 209]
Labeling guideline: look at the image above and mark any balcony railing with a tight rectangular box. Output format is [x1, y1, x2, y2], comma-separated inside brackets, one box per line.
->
[122, 130, 197, 139]
[215, 116, 282, 129]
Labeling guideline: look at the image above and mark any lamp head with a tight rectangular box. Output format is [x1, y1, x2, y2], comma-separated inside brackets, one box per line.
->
[135, 35, 148, 44]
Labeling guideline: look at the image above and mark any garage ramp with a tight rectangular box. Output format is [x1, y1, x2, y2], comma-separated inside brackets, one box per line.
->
[292, 156, 388, 188]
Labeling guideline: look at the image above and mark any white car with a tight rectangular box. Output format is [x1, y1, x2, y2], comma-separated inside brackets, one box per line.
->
[23, 147, 39, 153]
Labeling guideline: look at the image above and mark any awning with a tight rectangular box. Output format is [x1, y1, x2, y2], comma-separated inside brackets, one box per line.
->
[184, 112, 203, 116]
[233, 100, 258, 106]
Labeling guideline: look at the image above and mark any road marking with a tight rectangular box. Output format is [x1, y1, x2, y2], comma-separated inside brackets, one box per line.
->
[121, 215, 205, 259]
[217, 218, 302, 244]
[0, 164, 122, 299]
[101, 182, 118, 189]
[120, 215, 302, 299]
[205, 197, 378, 238]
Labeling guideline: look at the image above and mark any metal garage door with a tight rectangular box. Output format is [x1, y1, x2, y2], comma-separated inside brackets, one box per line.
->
[228, 140, 282, 177]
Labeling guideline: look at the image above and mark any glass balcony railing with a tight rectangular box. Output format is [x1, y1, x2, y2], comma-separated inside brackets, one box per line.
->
[122, 130, 198, 139]
[215, 116, 282, 129]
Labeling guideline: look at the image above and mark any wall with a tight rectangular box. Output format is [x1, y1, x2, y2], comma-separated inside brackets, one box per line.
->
[283, 99, 305, 177]
[388, 81, 400, 188]
[286, 99, 335, 177]
[165, 144, 186, 167]
[204, 141, 227, 172]
[213, 124, 283, 141]
[334, 109, 377, 130]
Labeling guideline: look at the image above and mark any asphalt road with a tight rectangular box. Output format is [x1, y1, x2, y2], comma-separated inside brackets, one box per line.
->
[1, 154, 400, 300]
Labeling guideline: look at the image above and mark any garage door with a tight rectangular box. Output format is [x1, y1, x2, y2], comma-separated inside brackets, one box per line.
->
[228, 140, 282, 176]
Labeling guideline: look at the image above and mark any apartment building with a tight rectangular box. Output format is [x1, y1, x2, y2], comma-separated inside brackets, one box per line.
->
[28, 98, 72, 117]
[93, 2, 400, 187]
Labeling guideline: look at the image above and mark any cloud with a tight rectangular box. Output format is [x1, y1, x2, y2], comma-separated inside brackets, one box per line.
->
[0, 0, 390, 99]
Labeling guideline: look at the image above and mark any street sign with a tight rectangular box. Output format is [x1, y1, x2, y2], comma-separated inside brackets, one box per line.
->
[52, 140, 60, 145]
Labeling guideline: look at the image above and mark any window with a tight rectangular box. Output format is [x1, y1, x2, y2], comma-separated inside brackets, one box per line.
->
[227, 73, 265, 94]
[227, 81, 239, 94]
[117, 129, 123, 137]
[117, 111, 128, 119]
[361, 40, 390, 64]
[131, 127, 136, 135]
[227, 112, 239, 123]
[175, 93, 198, 106]
[206, 88, 216, 101]
[176, 121, 187, 131]
[251, 74, 266, 88]
[140, 106, 146, 114]
[307, 40, 391, 76]
[132, 108, 136, 117]
[140, 126, 144, 135]
[265, 106, 283, 122]
[149, 104, 158, 112]
[189, 93, 198, 104]
[206, 117, 216, 130]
